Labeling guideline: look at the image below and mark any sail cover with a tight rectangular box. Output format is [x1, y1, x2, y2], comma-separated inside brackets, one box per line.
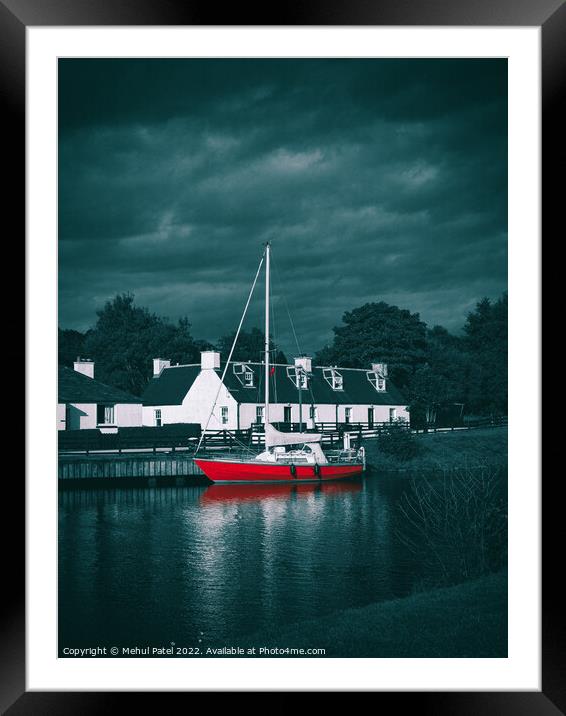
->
[264, 422, 323, 448]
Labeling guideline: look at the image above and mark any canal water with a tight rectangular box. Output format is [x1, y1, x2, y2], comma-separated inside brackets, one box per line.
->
[58, 473, 501, 655]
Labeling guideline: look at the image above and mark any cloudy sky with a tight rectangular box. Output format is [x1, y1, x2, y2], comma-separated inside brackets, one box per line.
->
[58, 59, 507, 356]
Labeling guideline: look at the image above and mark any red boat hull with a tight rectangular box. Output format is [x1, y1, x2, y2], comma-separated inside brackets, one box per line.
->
[194, 458, 364, 484]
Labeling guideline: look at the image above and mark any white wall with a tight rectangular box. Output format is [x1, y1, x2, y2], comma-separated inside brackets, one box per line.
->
[142, 369, 239, 429]
[143, 404, 187, 426]
[57, 403, 66, 431]
[184, 369, 239, 429]
[243, 402, 335, 428]
[60, 402, 143, 429]
[115, 403, 143, 427]
[337, 404, 409, 424]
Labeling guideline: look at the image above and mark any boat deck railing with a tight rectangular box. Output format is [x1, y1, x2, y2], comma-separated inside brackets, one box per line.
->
[195, 445, 365, 466]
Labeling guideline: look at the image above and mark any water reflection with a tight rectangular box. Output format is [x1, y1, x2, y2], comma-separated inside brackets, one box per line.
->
[59, 477, 417, 652]
[200, 479, 362, 504]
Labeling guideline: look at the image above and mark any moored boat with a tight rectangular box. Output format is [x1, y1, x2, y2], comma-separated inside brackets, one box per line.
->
[194, 243, 366, 484]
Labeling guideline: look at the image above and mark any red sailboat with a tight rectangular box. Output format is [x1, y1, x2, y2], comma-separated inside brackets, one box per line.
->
[194, 243, 366, 484]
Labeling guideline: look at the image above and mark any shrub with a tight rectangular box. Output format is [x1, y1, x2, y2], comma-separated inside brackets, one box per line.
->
[396, 467, 508, 588]
[378, 424, 421, 461]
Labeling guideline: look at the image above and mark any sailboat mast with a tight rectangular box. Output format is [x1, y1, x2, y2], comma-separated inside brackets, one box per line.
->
[264, 242, 270, 425]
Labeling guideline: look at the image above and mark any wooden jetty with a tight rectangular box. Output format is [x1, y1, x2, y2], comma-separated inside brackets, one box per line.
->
[58, 451, 208, 486]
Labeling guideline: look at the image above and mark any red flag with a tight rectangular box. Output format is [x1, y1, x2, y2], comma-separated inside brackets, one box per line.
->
[270, 366, 276, 375]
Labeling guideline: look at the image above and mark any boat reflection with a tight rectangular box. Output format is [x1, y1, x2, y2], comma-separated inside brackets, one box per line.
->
[200, 479, 362, 504]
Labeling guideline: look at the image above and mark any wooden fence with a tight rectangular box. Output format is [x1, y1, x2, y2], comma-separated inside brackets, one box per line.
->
[58, 416, 507, 456]
[58, 424, 200, 455]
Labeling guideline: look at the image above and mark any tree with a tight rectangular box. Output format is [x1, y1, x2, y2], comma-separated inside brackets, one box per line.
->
[314, 302, 427, 388]
[82, 293, 201, 395]
[408, 365, 450, 425]
[427, 327, 468, 401]
[407, 325, 469, 425]
[58, 328, 87, 367]
[462, 294, 507, 414]
[216, 327, 287, 364]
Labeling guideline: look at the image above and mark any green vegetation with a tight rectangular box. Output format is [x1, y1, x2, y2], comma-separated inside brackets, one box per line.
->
[314, 301, 427, 388]
[396, 466, 507, 588]
[241, 571, 507, 658]
[59, 294, 215, 396]
[365, 427, 507, 471]
[376, 423, 423, 461]
[316, 294, 507, 417]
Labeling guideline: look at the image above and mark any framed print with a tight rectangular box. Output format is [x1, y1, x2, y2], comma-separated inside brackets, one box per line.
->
[5, 0, 560, 707]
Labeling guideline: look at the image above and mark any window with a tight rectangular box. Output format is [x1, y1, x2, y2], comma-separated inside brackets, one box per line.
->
[97, 404, 115, 425]
[283, 406, 292, 423]
[155, 409, 162, 427]
[344, 407, 352, 424]
[256, 406, 265, 424]
[221, 406, 229, 425]
[323, 368, 343, 390]
[389, 408, 396, 422]
[309, 406, 318, 422]
[368, 371, 386, 392]
[368, 407, 374, 428]
[286, 366, 308, 389]
[233, 363, 254, 387]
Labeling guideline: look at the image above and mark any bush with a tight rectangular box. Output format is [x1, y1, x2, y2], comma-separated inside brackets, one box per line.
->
[396, 467, 508, 588]
[378, 424, 421, 461]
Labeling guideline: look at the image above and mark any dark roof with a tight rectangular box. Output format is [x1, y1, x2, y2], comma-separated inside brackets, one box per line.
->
[141, 365, 201, 406]
[58, 366, 141, 404]
[142, 362, 407, 407]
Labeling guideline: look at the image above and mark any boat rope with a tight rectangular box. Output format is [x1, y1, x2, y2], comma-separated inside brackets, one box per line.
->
[195, 249, 266, 455]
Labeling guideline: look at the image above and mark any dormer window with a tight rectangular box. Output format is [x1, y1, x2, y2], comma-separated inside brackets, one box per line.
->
[286, 366, 308, 389]
[233, 363, 254, 387]
[367, 371, 386, 392]
[323, 367, 343, 391]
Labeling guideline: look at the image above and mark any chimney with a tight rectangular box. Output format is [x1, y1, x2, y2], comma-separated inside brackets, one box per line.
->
[371, 362, 388, 377]
[294, 356, 312, 373]
[74, 357, 94, 379]
[153, 358, 171, 376]
[201, 351, 221, 370]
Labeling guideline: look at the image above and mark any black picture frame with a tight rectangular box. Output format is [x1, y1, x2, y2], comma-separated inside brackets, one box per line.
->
[7, 0, 559, 708]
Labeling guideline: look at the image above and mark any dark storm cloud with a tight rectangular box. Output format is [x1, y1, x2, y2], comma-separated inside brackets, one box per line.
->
[58, 59, 507, 356]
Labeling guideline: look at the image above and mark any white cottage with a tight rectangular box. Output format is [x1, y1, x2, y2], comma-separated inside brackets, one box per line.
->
[142, 351, 409, 430]
[58, 360, 143, 431]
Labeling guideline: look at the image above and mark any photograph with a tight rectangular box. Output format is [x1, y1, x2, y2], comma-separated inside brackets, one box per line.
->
[57, 57, 509, 660]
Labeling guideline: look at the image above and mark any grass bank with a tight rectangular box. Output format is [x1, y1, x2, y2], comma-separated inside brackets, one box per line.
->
[241, 571, 507, 658]
[365, 426, 507, 471]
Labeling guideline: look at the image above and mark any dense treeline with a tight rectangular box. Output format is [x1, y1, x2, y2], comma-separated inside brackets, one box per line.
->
[59, 292, 507, 416]
[315, 295, 507, 417]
